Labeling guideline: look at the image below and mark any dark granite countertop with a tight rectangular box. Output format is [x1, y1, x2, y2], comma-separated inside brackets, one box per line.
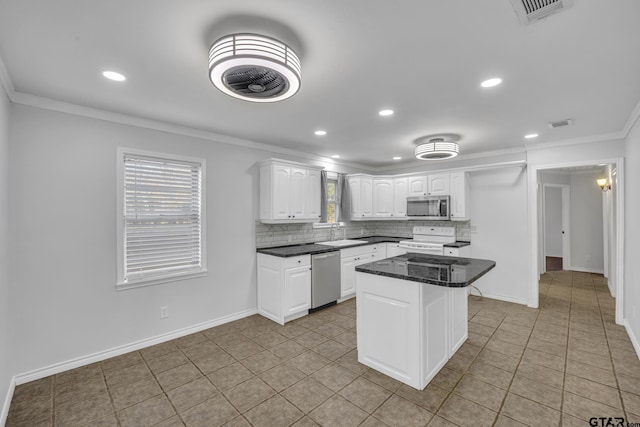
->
[256, 236, 406, 257]
[355, 253, 495, 288]
[256, 244, 339, 257]
[443, 241, 471, 248]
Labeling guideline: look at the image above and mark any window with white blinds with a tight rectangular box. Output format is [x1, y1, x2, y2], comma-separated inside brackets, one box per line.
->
[117, 150, 205, 288]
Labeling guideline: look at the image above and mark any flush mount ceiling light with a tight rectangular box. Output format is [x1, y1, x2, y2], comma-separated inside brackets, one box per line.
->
[524, 133, 539, 139]
[209, 33, 301, 102]
[415, 137, 460, 160]
[393, 156, 402, 160]
[480, 77, 502, 88]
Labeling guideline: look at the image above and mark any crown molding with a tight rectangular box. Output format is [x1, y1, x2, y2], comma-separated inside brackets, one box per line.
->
[524, 131, 625, 152]
[622, 98, 640, 137]
[10, 90, 374, 171]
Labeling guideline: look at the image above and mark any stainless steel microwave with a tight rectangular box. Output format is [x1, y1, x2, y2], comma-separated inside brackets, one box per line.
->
[406, 195, 450, 220]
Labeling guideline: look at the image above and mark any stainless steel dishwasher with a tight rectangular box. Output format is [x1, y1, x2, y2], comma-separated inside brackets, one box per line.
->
[311, 251, 341, 310]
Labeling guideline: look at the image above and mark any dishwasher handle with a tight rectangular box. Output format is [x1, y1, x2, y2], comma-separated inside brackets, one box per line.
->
[312, 252, 339, 260]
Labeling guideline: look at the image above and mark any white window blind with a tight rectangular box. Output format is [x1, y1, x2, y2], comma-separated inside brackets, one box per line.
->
[123, 154, 202, 284]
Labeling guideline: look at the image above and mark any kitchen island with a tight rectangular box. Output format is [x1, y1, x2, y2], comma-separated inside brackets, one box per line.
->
[355, 254, 495, 390]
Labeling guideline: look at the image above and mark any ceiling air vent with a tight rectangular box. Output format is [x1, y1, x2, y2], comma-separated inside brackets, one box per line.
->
[548, 118, 573, 129]
[509, 0, 573, 25]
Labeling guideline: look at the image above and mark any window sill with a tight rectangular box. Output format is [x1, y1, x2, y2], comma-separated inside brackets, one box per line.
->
[312, 222, 346, 229]
[116, 269, 208, 291]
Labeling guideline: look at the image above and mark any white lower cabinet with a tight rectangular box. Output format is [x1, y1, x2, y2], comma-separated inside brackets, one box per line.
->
[339, 244, 379, 300]
[257, 253, 311, 325]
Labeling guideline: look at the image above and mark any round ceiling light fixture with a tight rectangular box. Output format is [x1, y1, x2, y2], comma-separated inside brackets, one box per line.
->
[415, 137, 460, 160]
[209, 33, 301, 102]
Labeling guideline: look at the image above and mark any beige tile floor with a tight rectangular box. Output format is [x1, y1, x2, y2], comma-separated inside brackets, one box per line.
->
[7, 271, 640, 426]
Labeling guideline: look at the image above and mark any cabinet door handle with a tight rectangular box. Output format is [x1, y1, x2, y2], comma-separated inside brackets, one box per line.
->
[297, 260, 301, 263]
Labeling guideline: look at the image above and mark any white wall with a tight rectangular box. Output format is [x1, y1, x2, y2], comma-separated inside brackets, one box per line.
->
[569, 171, 604, 273]
[467, 167, 529, 304]
[544, 187, 563, 257]
[0, 82, 12, 421]
[8, 103, 353, 378]
[624, 117, 640, 353]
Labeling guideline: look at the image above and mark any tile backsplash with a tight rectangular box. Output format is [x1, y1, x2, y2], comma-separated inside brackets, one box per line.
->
[255, 220, 470, 248]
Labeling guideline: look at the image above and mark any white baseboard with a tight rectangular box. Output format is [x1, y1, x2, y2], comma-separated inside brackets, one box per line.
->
[623, 320, 640, 362]
[570, 266, 605, 274]
[1, 376, 16, 427]
[475, 291, 529, 306]
[14, 308, 257, 386]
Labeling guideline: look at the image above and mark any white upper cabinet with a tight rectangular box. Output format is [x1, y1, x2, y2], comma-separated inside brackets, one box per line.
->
[393, 177, 408, 217]
[428, 173, 450, 195]
[259, 159, 323, 223]
[349, 176, 363, 218]
[408, 173, 450, 196]
[449, 172, 469, 220]
[272, 164, 291, 220]
[373, 178, 393, 217]
[349, 175, 373, 220]
[364, 176, 407, 220]
[289, 167, 307, 218]
[408, 176, 428, 196]
[345, 170, 470, 222]
[305, 169, 322, 219]
[361, 176, 373, 217]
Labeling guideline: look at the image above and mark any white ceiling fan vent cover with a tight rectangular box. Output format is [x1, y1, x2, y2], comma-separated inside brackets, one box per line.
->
[509, 0, 573, 25]
[209, 34, 301, 102]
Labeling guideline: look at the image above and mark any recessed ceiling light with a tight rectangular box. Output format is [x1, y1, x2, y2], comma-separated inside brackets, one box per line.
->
[102, 71, 126, 82]
[480, 78, 502, 88]
[393, 156, 402, 160]
[524, 133, 539, 139]
[331, 154, 340, 159]
[314, 130, 327, 136]
[379, 109, 394, 117]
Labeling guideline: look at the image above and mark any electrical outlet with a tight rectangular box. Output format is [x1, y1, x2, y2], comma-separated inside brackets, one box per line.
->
[287, 235, 292, 243]
[360, 229, 364, 235]
[160, 306, 168, 319]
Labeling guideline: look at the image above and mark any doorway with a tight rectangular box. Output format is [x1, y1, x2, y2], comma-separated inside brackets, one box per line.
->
[542, 184, 570, 272]
[528, 158, 625, 325]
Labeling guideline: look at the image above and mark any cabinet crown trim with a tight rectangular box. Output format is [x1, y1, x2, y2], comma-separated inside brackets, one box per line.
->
[259, 158, 324, 170]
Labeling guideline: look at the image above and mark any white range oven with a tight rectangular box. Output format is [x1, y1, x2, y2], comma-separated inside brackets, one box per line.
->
[399, 226, 456, 255]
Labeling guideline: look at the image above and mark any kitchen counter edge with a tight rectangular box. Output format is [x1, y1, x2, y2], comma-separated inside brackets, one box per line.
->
[256, 236, 404, 258]
[355, 255, 495, 288]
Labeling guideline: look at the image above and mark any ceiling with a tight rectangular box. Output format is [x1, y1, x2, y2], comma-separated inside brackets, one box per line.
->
[1, 0, 639, 168]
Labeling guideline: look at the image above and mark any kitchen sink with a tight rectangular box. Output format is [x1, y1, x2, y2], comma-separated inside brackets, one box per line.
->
[316, 239, 367, 247]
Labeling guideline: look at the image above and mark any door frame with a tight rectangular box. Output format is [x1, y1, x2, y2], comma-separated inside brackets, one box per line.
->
[541, 184, 571, 273]
[528, 157, 625, 325]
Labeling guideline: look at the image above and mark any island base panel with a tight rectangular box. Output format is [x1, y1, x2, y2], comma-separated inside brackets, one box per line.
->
[356, 272, 467, 390]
